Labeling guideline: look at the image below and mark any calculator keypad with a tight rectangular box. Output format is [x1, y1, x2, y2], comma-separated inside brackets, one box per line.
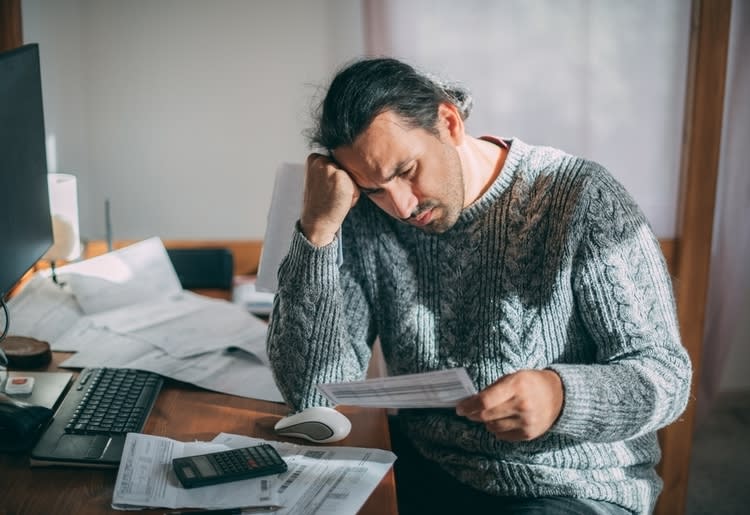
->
[209, 445, 281, 474]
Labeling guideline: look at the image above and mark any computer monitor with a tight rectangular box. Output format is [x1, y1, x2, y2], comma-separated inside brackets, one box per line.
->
[0, 43, 53, 301]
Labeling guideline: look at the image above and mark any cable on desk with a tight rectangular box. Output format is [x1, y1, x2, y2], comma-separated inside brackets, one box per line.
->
[0, 295, 9, 343]
[0, 295, 9, 367]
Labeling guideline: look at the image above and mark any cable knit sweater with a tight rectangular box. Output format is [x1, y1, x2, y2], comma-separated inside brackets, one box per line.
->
[267, 138, 691, 514]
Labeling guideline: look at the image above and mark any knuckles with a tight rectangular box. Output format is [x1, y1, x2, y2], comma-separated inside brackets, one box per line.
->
[306, 152, 329, 169]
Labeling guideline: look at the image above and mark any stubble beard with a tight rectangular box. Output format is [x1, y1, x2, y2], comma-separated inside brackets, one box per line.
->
[419, 144, 464, 234]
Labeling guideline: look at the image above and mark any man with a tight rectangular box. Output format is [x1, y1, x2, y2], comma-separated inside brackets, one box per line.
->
[267, 57, 691, 514]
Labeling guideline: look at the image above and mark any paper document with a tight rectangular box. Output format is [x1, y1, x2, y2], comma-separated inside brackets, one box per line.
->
[233, 277, 275, 316]
[256, 163, 306, 293]
[59, 332, 282, 403]
[58, 237, 183, 315]
[254, 163, 347, 294]
[84, 291, 205, 334]
[87, 291, 269, 359]
[50, 318, 110, 352]
[8, 238, 282, 402]
[6, 275, 83, 344]
[214, 433, 396, 515]
[112, 433, 279, 511]
[317, 367, 477, 408]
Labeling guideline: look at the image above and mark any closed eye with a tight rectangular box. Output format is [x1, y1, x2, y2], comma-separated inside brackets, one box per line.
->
[401, 163, 417, 179]
[360, 185, 384, 196]
[359, 162, 417, 197]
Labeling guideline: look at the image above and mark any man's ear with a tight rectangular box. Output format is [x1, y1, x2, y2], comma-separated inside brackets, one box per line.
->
[437, 102, 465, 145]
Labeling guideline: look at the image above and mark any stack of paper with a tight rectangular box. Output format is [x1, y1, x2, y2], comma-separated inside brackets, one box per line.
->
[112, 432, 396, 514]
[7, 237, 282, 402]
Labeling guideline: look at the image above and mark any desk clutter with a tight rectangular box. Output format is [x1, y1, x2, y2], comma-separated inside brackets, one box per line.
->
[113, 432, 395, 514]
[6, 237, 283, 403]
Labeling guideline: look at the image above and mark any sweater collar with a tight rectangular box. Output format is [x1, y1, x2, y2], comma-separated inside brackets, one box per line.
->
[454, 137, 528, 226]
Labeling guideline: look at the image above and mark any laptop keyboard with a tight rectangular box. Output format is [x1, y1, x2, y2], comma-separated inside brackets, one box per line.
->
[63, 368, 163, 436]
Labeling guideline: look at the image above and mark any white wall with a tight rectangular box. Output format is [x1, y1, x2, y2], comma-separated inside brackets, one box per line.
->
[22, 0, 365, 241]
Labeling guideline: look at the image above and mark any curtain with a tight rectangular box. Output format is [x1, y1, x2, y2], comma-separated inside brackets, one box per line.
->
[698, 0, 750, 420]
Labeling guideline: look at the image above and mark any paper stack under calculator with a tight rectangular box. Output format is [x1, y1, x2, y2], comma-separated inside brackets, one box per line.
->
[112, 432, 396, 514]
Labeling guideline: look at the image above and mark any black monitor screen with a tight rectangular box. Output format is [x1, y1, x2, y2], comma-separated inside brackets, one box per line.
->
[0, 44, 53, 299]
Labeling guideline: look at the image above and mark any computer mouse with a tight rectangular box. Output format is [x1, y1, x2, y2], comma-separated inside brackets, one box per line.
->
[274, 406, 352, 443]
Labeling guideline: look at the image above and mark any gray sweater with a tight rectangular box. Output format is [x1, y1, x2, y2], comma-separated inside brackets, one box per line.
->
[267, 138, 691, 514]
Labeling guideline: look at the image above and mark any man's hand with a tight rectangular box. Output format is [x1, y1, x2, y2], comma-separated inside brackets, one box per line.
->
[455, 369, 564, 441]
[299, 153, 360, 247]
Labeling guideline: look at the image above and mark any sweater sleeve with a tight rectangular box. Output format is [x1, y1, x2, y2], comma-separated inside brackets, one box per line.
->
[548, 170, 692, 442]
[266, 225, 376, 411]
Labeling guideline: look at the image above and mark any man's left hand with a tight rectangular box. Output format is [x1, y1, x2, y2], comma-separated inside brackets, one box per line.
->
[455, 369, 564, 441]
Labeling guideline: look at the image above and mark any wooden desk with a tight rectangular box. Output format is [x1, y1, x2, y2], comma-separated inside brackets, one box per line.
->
[0, 353, 398, 514]
[2, 240, 397, 513]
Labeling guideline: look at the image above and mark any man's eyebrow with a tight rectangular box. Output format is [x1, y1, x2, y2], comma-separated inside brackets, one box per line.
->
[357, 160, 413, 194]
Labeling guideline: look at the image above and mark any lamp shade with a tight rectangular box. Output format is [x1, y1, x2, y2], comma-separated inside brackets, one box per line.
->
[43, 173, 81, 262]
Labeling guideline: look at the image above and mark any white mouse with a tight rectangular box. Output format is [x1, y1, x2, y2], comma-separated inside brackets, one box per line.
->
[274, 406, 352, 443]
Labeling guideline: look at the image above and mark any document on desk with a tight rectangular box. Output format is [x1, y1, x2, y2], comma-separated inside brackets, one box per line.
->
[84, 291, 205, 334]
[213, 433, 396, 515]
[112, 433, 280, 511]
[6, 273, 110, 353]
[8, 237, 283, 402]
[6, 274, 84, 345]
[317, 367, 477, 408]
[85, 290, 269, 359]
[58, 236, 183, 315]
[60, 331, 283, 403]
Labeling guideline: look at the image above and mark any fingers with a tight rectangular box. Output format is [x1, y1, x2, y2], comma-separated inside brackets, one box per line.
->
[306, 152, 336, 173]
[483, 415, 530, 442]
[455, 369, 564, 442]
[485, 426, 531, 442]
[455, 374, 513, 419]
[350, 186, 361, 208]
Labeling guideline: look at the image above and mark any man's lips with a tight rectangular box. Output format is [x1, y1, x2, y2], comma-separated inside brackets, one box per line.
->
[410, 208, 434, 226]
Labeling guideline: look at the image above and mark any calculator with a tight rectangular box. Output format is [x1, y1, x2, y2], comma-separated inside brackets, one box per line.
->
[172, 443, 288, 488]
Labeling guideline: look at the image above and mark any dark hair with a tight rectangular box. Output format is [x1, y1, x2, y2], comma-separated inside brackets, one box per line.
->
[308, 57, 473, 151]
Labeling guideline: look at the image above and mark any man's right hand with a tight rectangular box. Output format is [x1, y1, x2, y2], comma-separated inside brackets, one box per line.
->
[299, 153, 360, 247]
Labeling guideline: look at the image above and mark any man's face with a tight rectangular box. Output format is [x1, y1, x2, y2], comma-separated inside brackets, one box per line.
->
[332, 109, 465, 234]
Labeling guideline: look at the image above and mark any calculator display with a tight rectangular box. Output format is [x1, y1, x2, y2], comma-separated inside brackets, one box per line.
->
[192, 455, 217, 476]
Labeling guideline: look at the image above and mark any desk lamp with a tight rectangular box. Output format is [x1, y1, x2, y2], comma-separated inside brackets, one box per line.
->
[42, 173, 81, 284]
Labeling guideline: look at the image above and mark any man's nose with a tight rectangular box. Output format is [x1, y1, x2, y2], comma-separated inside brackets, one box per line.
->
[387, 185, 417, 219]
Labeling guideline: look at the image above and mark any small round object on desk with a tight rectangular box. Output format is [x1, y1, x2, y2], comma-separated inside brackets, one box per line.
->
[0, 336, 52, 368]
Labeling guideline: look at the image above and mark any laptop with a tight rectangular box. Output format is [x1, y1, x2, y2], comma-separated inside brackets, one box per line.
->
[30, 367, 163, 467]
[4, 370, 73, 410]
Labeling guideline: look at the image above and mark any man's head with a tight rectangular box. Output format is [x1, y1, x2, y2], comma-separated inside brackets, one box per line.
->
[310, 58, 473, 151]
[310, 58, 474, 233]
